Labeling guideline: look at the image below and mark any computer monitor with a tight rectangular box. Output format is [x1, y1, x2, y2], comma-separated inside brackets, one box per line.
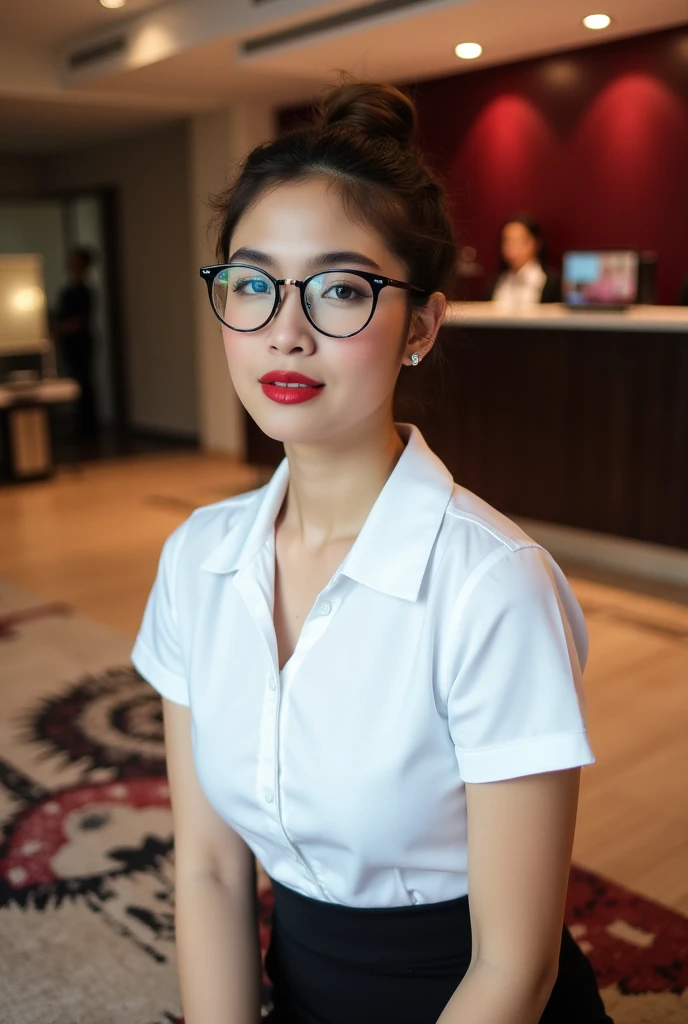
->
[562, 250, 639, 310]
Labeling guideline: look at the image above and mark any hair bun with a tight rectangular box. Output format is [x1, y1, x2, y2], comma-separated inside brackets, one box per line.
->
[317, 80, 416, 146]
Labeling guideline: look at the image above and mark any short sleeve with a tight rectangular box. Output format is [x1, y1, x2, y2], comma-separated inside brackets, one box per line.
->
[447, 545, 594, 783]
[131, 520, 190, 707]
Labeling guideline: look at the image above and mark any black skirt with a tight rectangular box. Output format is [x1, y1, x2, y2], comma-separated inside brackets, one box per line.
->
[264, 879, 614, 1024]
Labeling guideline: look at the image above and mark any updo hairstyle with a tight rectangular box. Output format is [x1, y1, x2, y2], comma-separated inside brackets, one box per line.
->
[212, 79, 457, 308]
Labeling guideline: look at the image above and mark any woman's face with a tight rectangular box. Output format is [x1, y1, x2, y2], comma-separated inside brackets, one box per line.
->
[501, 222, 540, 272]
[220, 177, 441, 448]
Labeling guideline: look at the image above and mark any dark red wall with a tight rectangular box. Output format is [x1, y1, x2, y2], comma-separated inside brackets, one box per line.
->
[281, 27, 688, 304]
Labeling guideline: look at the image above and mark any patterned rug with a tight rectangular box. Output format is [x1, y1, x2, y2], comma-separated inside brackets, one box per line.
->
[1, 580, 686, 1024]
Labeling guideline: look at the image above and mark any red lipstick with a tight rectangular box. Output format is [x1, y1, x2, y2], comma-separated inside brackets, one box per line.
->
[259, 370, 325, 405]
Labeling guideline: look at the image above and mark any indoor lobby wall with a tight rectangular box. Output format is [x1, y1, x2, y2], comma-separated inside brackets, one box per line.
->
[0, 156, 48, 199]
[411, 27, 688, 305]
[46, 122, 199, 439]
[188, 101, 276, 457]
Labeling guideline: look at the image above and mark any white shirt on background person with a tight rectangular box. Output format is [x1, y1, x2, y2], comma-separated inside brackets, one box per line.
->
[131, 423, 593, 909]
[492, 258, 547, 307]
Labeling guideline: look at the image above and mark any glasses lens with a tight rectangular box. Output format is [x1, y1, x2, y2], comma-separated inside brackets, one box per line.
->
[212, 266, 276, 330]
[305, 272, 374, 336]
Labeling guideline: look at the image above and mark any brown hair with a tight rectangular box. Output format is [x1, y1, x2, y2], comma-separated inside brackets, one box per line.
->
[212, 80, 457, 305]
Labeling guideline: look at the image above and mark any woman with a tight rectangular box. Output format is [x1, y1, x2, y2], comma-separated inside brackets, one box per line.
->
[132, 82, 612, 1024]
[486, 214, 561, 305]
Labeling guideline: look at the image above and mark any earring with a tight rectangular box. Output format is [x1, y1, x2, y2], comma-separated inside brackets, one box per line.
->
[410, 352, 420, 366]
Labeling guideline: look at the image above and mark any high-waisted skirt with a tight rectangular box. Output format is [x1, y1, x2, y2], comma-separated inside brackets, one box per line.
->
[264, 879, 614, 1024]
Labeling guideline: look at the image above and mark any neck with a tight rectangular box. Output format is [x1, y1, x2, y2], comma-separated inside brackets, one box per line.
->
[512, 257, 538, 273]
[278, 411, 405, 548]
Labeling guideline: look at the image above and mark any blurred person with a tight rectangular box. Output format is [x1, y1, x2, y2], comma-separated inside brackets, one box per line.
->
[486, 214, 561, 305]
[52, 246, 98, 437]
[132, 81, 612, 1024]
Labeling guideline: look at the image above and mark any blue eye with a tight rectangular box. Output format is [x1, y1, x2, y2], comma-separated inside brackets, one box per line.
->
[232, 276, 271, 295]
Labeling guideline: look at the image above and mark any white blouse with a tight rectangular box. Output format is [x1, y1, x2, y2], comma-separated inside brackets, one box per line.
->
[131, 424, 594, 908]
[492, 258, 547, 307]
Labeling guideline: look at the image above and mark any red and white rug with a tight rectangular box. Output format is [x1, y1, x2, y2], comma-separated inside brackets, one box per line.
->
[0, 580, 686, 1024]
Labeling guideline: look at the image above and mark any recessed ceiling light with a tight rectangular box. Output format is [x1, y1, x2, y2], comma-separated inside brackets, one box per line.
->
[582, 14, 612, 30]
[100, 0, 126, 8]
[455, 42, 483, 60]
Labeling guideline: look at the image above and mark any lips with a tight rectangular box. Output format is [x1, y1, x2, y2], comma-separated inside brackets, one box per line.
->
[259, 371, 323, 387]
[259, 370, 325, 405]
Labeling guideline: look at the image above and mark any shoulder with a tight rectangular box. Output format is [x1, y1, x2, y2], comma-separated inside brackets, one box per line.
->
[442, 482, 539, 565]
[435, 483, 587, 665]
[158, 484, 265, 578]
[437, 483, 578, 613]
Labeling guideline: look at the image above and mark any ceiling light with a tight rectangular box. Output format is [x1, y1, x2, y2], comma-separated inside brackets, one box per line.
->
[582, 14, 611, 30]
[100, 0, 126, 8]
[455, 42, 483, 60]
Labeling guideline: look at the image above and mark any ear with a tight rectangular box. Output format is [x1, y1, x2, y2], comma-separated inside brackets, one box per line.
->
[402, 292, 447, 367]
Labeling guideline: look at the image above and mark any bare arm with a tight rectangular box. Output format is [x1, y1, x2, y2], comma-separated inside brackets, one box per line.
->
[436, 768, 581, 1024]
[163, 697, 262, 1024]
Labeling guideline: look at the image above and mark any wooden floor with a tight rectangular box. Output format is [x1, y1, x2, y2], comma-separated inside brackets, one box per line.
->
[1, 453, 687, 915]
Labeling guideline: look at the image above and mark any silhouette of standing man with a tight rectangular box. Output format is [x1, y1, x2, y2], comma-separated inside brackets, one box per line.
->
[53, 247, 98, 437]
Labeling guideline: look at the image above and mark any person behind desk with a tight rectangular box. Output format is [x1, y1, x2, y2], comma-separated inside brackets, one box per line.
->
[52, 246, 98, 437]
[486, 214, 560, 306]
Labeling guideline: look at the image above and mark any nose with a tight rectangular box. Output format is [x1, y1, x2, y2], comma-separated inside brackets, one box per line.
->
[267, 282, 316, 355]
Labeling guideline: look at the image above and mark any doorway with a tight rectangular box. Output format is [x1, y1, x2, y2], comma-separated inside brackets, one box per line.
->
[0, 190, 127, 438]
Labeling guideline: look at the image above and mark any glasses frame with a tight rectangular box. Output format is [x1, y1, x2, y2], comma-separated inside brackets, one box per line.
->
[199, 263, 428, 339]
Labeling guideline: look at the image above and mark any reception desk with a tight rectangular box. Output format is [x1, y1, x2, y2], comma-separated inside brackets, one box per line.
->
[395, 304, 688, 551]
[243, 303, 687, 552]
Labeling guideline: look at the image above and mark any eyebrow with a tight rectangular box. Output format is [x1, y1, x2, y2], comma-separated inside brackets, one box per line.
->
[306, 251, 382, 273]
[228, 247, 279, 269]
[227, 248, 382, 274]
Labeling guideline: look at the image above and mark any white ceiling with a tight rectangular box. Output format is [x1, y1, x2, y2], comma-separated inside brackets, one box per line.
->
[0, 0, 164, 46]
[72, 34, 325, 104]
[235, 0, 688, 84]
[0, 0, 685, 155]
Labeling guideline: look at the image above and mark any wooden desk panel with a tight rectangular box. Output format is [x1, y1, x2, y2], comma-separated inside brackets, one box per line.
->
[396, 325, 688, 549]
[244, 324, 688, 550]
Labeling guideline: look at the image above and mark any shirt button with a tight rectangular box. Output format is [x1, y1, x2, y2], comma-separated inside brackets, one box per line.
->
[268, 675, 277, 690]
[318, 601, 332, 616]
[263, 787, 274, 804]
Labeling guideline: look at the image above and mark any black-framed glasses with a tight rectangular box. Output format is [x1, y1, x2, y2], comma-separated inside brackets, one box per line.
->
[199, 264, 427, 338]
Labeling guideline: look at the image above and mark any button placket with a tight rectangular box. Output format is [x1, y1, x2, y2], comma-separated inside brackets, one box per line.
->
[271, 658, 333, 903]
[257, 656, 280, 821]
[258, 573, 344, 900]
[281, 588, 339, 683]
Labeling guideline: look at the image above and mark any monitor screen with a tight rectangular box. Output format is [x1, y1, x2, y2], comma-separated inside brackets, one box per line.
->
[562, 250, 639, 308]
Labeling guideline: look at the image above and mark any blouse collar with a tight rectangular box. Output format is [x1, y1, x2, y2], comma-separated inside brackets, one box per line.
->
[201, 423, 454, 603]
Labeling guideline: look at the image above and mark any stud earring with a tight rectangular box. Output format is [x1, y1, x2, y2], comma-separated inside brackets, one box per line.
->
[410, 352, 420, 366]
